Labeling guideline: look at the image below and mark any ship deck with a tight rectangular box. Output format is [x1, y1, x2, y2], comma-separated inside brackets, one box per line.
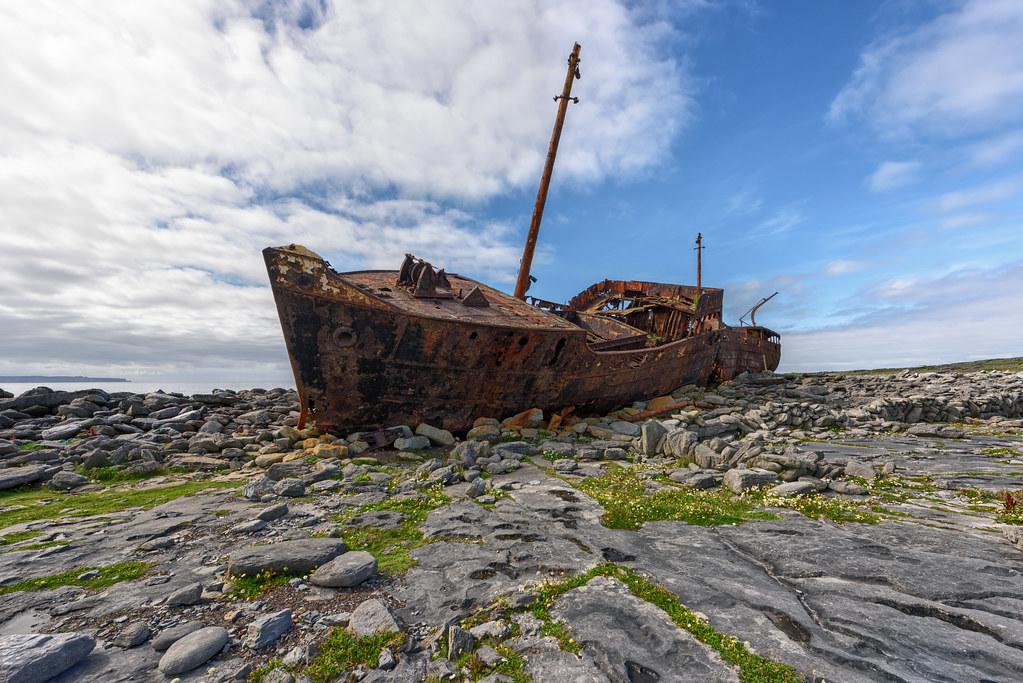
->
[341, 270, 582, 332]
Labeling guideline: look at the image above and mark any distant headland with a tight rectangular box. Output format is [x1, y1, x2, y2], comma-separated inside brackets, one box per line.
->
[0, 375, 130, 383]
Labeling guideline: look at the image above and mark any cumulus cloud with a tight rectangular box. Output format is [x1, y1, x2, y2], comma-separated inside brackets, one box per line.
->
[866, 160, 920, 192]
[830, 0, 1023, 138]
[0, 0, 694, 378]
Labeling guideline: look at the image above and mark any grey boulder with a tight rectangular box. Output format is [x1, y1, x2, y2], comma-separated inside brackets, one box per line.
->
[47, 470, 90, 491]
[245, 609, 293, 649]
[309, 551, 378, 588]
[0, 632, 95, 683]
[157, 626, 228, 675]
[152, 621, 204, 652]
[227, 538, 347, 577]
[723, 468, 778, 493]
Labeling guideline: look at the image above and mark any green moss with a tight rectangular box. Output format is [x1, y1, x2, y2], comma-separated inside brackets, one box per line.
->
[0, 561, 149, 595]
[0, 479, 243, 528]
[302, 629, 403, 683]
[17, 442, 48, 452]
[531, 564, 804, 683]
[576, 465, 779, 529]
[336, 486, 450, 575]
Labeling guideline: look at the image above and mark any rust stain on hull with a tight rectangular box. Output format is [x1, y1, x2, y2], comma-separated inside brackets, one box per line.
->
[264, 245, 781, 433]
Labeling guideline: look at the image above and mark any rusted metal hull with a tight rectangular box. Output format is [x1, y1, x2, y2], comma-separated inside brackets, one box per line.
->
[265, 246, 780, 433]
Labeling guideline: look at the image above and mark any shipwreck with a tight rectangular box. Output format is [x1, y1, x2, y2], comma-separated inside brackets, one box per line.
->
[265, 42, 780, 433]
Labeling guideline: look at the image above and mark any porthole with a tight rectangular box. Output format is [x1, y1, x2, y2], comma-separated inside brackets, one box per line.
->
[333, 326, 357, 348]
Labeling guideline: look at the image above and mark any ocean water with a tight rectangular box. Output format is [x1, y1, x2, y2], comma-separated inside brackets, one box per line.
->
[0, 381, 296, 398]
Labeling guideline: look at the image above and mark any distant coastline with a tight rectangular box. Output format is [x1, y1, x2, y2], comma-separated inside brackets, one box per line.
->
[0, 375, 130, 383]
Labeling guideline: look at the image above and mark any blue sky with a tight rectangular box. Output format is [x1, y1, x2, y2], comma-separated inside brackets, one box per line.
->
[1, 0, 1021, 380]
[496, 1, 1023, 354]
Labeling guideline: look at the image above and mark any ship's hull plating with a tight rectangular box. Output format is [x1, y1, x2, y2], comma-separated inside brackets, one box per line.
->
[265, 248, 781, 433]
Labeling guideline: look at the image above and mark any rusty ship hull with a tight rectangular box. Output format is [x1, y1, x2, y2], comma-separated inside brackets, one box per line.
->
[265, 245, 781, 433]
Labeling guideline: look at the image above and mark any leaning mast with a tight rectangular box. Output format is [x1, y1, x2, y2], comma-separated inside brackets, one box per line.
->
[513, 42, 582, 301]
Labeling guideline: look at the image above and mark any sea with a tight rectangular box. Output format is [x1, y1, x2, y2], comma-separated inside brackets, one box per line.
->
[0, 380, 296, 398]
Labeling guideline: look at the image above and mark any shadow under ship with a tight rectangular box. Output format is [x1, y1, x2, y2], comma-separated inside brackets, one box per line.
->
[263, 41, 780, 433]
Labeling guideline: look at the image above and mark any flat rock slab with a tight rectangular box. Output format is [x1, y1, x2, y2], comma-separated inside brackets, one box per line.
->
[0, 464, 52, 490]
[346, 510, 405, 529]
[547, 576, 738, 682]
[348, 599, 400, 637]
[0, 632, 96, 683]
[227, 538, 347, 577]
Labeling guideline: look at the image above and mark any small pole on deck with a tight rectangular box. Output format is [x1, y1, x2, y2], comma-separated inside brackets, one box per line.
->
[695, 232, 703, 298]
[514, 42, 582, 301]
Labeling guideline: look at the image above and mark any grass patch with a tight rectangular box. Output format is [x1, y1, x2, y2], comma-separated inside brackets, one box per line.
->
[576, 465, 778, 529]
[0, 529, 41, 545]
[982, 447, 1020, 457]
[335, 486, 450, 575]
[0, 561, 149, 595]
[0, 479, 243, 528]
[861, 475, 936, 503]
[752, 491, 882, 524]
[227, 570, 293, 599]
[449, 643, 530, 683]
[74, 465, 170, 483]
[302, 629, 403, 683]
[17, 442, 48, 452]
[1, 539, 70, 553]
[531, 563, 803, 683]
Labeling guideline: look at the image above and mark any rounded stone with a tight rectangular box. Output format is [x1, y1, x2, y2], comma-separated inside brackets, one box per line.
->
[157, 626, 229, 675]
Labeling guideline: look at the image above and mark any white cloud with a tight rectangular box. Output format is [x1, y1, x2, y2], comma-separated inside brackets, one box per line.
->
[940, 212, 991, 230]
[751, 205, 805, 237]
[780, 259, 1023, 371]
[0, 0, 695, 379]
[0, 0, 689, 199]
[866, 160, 920, 192]
[723, 190, 763, 217]
[933, 176, 1023, 212]
[830, 0, 1023, 138]
[824, 260, 866, 276]
[968, 129, 1023, 167]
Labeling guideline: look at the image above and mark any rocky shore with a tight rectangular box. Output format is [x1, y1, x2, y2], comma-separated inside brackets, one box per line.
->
[0, 369, 1021, 682]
